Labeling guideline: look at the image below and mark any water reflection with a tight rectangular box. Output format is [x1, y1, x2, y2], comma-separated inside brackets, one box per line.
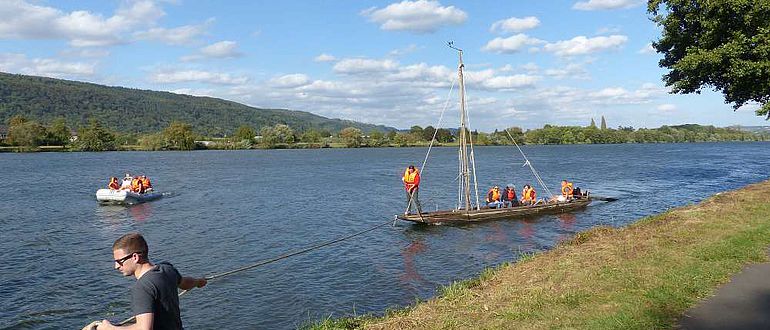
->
[128, 203, 153, 222]
[399, 239, 430, 289]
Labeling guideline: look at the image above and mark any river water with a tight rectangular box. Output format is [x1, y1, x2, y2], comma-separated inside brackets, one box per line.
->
[1, 142, 768, 329]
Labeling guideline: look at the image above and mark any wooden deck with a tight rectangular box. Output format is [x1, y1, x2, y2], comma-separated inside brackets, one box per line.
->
[397, 198, 592, 224]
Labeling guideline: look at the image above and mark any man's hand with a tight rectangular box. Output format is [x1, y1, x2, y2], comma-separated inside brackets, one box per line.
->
[81, 320, 100, 330]
[197, 278, 207, 288]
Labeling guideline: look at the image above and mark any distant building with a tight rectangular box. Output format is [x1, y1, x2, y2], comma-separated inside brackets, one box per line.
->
[0, 126, 7, 141]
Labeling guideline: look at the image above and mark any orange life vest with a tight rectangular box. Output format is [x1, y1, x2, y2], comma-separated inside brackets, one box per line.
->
[142, 177, 152, 188]
[403, 168, 419, 190]
[506, 189, 516, 200]
[561, 182, 573, 197]
[108, 179, 119, 190]
[487, 189, 501, 202]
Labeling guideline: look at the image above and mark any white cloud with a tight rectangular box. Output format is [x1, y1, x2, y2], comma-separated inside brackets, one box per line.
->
[482, 34, 545, 54]
[150, 69, 249, 85]
[656, 104, 676, 112]
[133, 19, 213, 46]
[490, 16, 540, 34]
[269, 74, 311, 88]
[482, 74, 539, 90]
[333, 58, 399, 74]
[638, 43, 656, 54]
[544, 63, 589, 80]
[314, 54, 336, 62]
[169, 88, 215, 97]
[573, 0, 643, 11]
[0, 0, 165, 47]
[361, 0, 467, 34]
[60, 48, 110, 58]
[543, 35, 627, 56]
[389, 44, 420, 57]
[0, 53, 96, 77]
[181, 41, 243, 61]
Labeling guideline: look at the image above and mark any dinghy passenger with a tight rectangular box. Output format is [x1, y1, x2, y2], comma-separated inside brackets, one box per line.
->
[108, 177, 120, 190]
[81, 233, 207, 330]
[141, 176, 153, 192]
[502, 184, 518, 207]
[402, 165, 422, 215]
[120, 174, 133, 191]
[486, 186, 504, 208]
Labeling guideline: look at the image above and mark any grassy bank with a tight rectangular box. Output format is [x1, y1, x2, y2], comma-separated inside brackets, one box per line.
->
[312, 179, 770, 329]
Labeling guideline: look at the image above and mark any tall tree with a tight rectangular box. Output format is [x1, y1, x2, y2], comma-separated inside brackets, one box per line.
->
[233, 125, 256, 142]
[339, 127, 363, 148]
[648, 0, 770, 118]
[47, 117, 71, 145]
[163, 121, 196, 150]
[600, 116, 607, 130]
[76, 119, 116, 151]
[589, 118, 597, 128]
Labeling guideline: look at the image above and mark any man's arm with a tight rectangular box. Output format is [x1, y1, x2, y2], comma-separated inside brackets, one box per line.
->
[178, 276, 207, 291]
[96, 313, 153, 330]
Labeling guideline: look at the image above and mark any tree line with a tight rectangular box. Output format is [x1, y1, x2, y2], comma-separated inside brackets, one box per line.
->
[2, 115, 767, 152]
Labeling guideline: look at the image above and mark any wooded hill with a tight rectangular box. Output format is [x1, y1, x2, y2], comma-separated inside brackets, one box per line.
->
[0, 72, 394, 136]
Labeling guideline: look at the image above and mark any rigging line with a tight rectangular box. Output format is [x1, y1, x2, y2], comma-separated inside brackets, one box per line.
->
[115, 218, 394, 326]
[503, 129, 555, 199]
[419, 76, 457, 179]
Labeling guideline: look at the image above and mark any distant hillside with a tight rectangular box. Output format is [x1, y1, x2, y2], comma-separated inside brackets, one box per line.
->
[730, 125, 770, 134]
[0, 72, 395, 136]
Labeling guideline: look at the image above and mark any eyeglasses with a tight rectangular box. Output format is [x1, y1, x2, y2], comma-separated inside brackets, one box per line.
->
[114, 253, 138, 266]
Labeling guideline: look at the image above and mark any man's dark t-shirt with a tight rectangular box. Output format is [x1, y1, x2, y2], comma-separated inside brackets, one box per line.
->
[131, 262, 183, 330]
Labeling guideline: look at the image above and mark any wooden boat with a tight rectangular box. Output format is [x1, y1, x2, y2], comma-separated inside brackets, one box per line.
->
[397, 197, 591, 224]
[96, 189, 162, 205]
[397, 43, 602, 225]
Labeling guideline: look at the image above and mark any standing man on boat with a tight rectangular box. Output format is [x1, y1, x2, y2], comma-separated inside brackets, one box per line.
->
[402, 165, 422, 215]
[83, 233, 207, 330]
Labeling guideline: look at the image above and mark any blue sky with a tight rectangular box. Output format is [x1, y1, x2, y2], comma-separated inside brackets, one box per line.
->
[0, 0, 765, 131]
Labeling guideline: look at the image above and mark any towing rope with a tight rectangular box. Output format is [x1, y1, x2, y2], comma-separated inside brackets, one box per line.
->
[114, 218, 395, 326]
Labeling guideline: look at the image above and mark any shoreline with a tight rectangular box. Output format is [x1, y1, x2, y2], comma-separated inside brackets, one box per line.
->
[311, 179, 770, 329]
[1, 140, 768, 153]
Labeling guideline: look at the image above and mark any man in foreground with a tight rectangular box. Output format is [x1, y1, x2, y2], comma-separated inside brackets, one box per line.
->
[85, 233, 207, 329]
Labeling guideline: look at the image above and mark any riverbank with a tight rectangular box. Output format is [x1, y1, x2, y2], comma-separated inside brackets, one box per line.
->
[313, 179, 770, 329]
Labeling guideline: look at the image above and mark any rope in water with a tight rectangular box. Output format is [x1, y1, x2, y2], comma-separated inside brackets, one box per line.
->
[116, 218, 396, 326]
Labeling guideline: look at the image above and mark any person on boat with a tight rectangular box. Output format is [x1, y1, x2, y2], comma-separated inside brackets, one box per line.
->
[561, 180, 574, 200]
[140, 175, 153, 193]
[402, 165, 422, 215]
[108, 177, 120, 190]
[502, 184, 519, 207]
[81, 233, 207, 330]
[521, 185, 537, 206]
[486, 186, 504, 208]
[119, 173, 133, 191]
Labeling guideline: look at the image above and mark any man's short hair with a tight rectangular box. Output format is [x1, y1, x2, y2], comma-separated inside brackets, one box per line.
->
[113, 232, 149, 260]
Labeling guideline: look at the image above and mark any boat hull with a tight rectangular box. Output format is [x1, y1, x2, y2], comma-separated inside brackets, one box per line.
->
[397, 198, 592, 224]
[96, 189, 162, 205]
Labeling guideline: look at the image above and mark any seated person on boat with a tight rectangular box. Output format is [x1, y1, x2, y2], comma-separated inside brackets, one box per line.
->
[140, 175, 153, 192]
[108, 177, 120, 190]
[120, 173, 133, 191]
[561, 180, 574, 200]
[486, 186, 504, 209]
[521, 185, 537, 205]
[502, 184, 519, 208]
[131, 177, 146, 193]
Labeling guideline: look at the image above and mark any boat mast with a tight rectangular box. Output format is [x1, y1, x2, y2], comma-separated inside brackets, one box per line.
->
[449, 42, 473, 211]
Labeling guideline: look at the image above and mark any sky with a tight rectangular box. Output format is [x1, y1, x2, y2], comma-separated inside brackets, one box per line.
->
[0, 0, 766, 131]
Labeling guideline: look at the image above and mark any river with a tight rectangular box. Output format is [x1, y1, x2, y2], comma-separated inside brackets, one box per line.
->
[1, 142, 768, 329]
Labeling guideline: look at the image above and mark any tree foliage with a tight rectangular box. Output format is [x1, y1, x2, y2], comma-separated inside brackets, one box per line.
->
[260, 124, 295, 148]
[339, 127, 363, 148]
[76, 119, 116, 151]
[234, 125, 256, 142]
[163, 121, 197, 150]
[648, 0, 770, 118]
[0, 72, 397, 136]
